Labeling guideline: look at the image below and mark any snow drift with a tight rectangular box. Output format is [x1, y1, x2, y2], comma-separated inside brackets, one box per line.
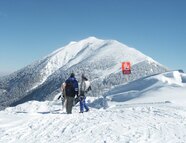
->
[106, 70, 186, 105]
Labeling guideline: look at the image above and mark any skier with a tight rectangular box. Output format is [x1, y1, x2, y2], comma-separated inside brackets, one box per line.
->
[65, 73, 78, 114]
[79, 74, 91, 113]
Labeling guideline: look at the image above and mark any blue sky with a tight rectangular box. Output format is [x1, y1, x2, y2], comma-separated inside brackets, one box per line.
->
[0, 0, 186, 74]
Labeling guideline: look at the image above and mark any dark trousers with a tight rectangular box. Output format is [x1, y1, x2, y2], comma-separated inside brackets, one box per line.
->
[66, 96, 74, 114]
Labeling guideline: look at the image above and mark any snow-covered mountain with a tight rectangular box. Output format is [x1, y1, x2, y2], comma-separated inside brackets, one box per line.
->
[0, 37, 168, 110]
[0, 70, 186, 143]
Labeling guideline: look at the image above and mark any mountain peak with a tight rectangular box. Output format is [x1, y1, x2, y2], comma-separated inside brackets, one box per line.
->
[45, 37, 160, 77]
[78, 36, 104, 45]
[79, 37, 128, 49]
[83, 36, 100, 41]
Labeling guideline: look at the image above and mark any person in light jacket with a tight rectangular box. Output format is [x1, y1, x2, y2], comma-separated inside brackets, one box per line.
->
[79, 74, 91, 113]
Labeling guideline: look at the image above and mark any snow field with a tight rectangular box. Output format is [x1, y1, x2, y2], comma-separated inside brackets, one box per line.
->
[1, 71, 186, 143]
[1, 99, 186, 143]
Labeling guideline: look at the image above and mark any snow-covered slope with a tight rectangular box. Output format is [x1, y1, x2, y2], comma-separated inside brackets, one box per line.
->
[0, 71, 186, 143]
[0, 37, 168, 110]
[107, 70, 186, 105]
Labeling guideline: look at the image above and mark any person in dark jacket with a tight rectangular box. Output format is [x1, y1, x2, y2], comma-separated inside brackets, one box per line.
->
[79, 74, 90, 113]
[65, 73, 78, 114]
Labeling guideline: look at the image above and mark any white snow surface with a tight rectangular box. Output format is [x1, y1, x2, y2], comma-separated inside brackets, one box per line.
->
[107, 71, 186, 105]
[1, 71, 186, 143]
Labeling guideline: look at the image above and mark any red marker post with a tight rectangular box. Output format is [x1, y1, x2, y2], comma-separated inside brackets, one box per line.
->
[122, 62, 131, 74]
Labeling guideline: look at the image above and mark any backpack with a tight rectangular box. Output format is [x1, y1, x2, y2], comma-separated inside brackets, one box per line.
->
[65, 80, 75, 97]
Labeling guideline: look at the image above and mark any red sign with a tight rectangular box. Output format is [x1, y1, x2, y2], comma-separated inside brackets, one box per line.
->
[122, 62, 131, 74]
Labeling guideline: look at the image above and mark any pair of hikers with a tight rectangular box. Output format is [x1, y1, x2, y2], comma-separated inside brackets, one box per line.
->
[59, 73, 91, 114]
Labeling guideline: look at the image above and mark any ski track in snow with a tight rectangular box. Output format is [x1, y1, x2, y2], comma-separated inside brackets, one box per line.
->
[1, 101, 186, 143]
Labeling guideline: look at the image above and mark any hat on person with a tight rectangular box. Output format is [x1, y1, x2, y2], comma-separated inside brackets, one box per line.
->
[70, 73, 75, 77]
